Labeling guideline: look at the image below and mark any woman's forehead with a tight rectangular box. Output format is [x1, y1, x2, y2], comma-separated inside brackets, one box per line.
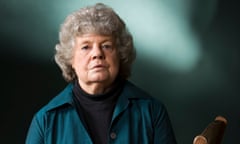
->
[75, 34, 115, 43]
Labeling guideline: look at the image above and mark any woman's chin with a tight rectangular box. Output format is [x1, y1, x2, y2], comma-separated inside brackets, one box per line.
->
[89, 74, 110, 83]
[88, 71, 117, 84]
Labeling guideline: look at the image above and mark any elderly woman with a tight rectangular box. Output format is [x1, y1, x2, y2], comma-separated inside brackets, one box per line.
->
[26, 3, 177, 144]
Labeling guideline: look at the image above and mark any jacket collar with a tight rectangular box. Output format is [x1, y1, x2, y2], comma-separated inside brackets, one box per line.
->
[44, 80, 149, 112]
[111, 80, 150, 120]
[45, 83, 75, 111]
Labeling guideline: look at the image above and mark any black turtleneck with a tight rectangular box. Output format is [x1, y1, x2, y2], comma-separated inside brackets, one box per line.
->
[73, 78, 124, 144]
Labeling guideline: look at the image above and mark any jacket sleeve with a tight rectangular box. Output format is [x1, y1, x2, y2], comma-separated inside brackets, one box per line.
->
[152, 101, 177, 144]
[25, 115, 44, 144]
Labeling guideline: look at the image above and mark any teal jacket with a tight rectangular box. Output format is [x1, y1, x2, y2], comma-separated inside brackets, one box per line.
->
[26, 81, 177, 144]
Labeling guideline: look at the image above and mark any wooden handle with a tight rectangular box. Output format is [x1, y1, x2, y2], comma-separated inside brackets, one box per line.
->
[193, 116, 227, 144]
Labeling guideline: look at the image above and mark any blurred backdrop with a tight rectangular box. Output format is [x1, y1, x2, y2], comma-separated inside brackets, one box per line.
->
[1, 0, 239, 143]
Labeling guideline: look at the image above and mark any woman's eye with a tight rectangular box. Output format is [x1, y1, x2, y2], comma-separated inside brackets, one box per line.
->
[81, 45, 89, 50]
[102, 44, 113, 50]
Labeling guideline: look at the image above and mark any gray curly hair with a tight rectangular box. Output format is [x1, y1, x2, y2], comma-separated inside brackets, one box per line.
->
[54, 3, 136, 82]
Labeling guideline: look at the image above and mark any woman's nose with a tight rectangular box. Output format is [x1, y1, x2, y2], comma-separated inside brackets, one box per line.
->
[91, 46, 105, 60]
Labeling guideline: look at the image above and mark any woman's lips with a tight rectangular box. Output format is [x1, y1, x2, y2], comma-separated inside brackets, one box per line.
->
[91, 64, 107, 71]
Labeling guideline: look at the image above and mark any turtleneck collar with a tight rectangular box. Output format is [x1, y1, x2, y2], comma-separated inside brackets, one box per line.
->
[73, 77, 125, 101]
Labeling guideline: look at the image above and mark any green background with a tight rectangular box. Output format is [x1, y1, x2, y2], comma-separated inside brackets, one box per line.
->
[1, 0, 239, 143]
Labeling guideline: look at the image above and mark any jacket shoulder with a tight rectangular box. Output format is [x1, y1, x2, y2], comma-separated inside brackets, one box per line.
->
[124, 81, 165, 108]
[34, 83, 74, 118]
[124, 81, 153, 98]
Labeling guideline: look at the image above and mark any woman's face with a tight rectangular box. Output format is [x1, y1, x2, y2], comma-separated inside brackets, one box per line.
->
[71, 34, 120, 93]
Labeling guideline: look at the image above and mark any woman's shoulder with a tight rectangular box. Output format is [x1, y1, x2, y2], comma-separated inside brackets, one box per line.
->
[123, 80, 168, 119]
[34, 83, 75, 117]
[123, 80, 165, 107]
